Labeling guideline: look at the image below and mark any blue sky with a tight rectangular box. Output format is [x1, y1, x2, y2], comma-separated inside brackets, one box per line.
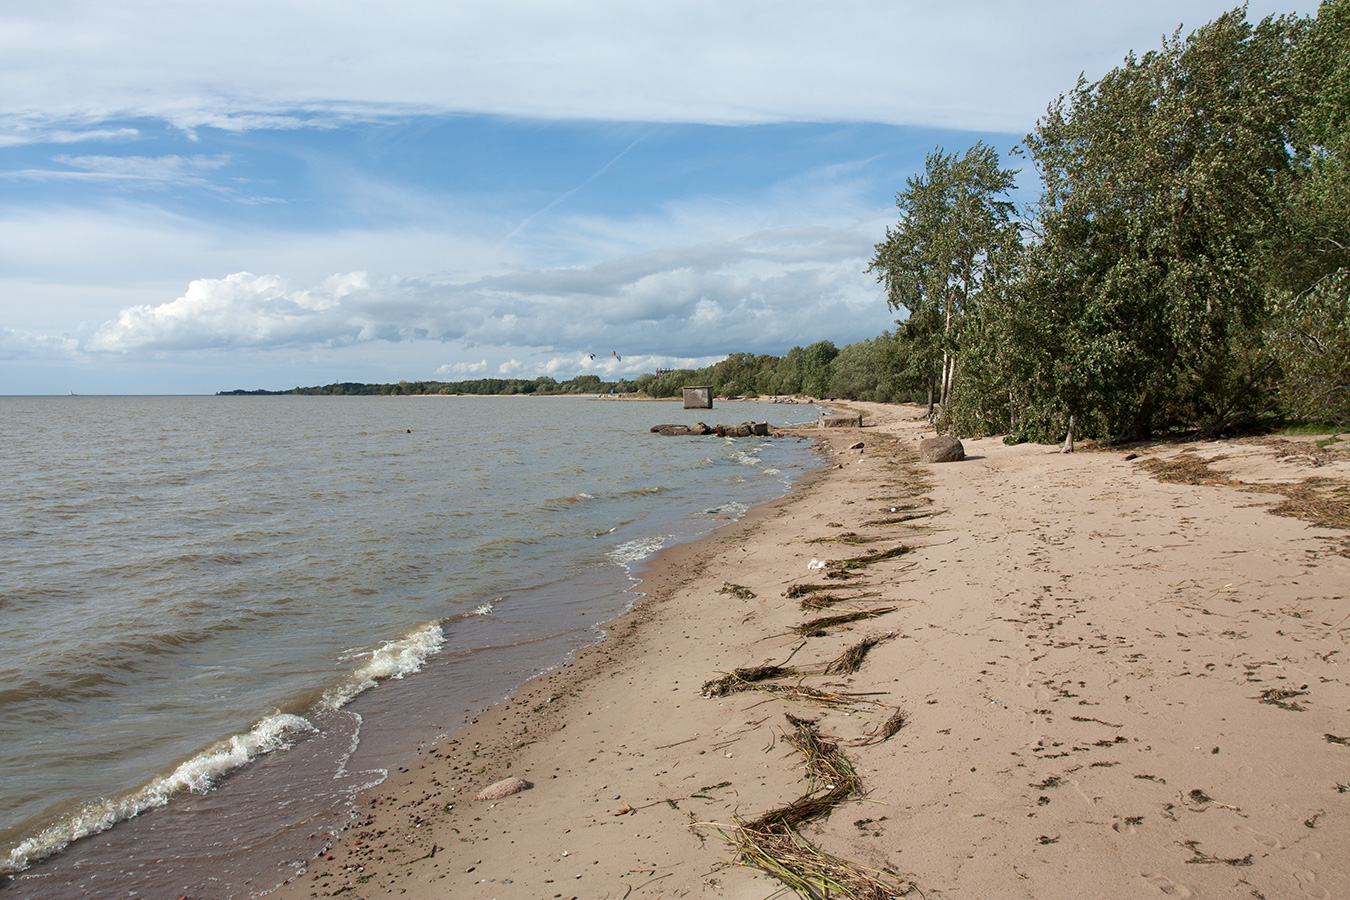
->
[0, 1, 1315, 394]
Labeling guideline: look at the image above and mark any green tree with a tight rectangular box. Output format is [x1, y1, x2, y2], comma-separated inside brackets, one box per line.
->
[1271, 0, 1350, 426]
[868, 142, 1020, 416]
[1015, 9, 1300, 441]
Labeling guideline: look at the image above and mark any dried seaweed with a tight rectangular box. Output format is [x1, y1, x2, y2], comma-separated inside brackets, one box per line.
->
[701, 665, 793, 698]
[718, 582, 756, 599]
[829, 545, 911, 571]
[856, 708, 907, 746]
[800, 593, 848, 611]
[754, 683, 885, 709]
[1258, 686, 1309, 711]
[784, 582, 836, 598]
[1138, 452, 1233, 485]
[1138, 454, 1350, 531]
[795, 607, 896, 635]
[1179, 840, 1253, 866]
[861, 510, 942, 527]
[729, 715, 914, 898]
[824, 633, 895, 675]
[1326, 733, 1350, 745]
[1251, 478, 1350, 530]
[807, 532, 884, 545]
[731, 824, 913, 900]
[744, 715, 862, 832]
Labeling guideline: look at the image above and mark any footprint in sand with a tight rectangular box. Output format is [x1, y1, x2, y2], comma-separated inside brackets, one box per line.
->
[1142, 873, 1195, 897]
[1233, 824, 1282, 849]
[1112, 816, 1143, 834]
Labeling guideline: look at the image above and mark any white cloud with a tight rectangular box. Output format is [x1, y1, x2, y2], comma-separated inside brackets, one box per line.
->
[436, 359, 487, 376]
[73, 219, 895, 364]
[0, 1, 1317, 139]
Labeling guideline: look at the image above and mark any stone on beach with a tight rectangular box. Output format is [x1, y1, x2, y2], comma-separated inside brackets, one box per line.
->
[474, 777, 533, 801]
[919, 435, 965, 463]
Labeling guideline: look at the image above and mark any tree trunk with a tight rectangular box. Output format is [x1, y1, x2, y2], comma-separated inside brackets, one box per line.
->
[1060, 414, 1076, 454]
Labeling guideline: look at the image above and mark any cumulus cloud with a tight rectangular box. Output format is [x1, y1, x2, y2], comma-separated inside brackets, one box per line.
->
[79, 222, 892, 366]
[436, 359, 487, 377]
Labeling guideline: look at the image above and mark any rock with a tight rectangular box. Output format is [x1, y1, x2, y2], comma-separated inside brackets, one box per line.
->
[650, 423, 713, 436]
[848, 441, 864, 450]
[820, 414, 862, 428]
[474, 777, 533, 801]
[919, 435, 965, 463]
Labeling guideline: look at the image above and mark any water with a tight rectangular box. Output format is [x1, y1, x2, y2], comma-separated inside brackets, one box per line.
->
[0, 395, 822, 896]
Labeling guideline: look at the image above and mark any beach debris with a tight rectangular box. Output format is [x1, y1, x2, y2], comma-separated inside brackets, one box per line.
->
[829, 545, 910, 571]
[1257, 686, 1309, 710]
[702, 665, 794, 698]
[747, 715, 862, 832]
[1326, 733, 1350, 745]
[807, 558, 828, 570]
[1178, 839, 1253, 866]
[726, 715, 914, 899]
[784, 583, 836, 598]
[807, 532, 883, 545]
[718, 582, 756, 599]
[856, 708, 908, 745]
[795, 608, 897, 636]
[800, 593, 848, 611]
[824, 633, 895, 675]
[473, 777, 533, 801]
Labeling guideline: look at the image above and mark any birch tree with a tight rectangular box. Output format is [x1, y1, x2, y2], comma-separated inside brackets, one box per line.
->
[867, 143, 1020, 417]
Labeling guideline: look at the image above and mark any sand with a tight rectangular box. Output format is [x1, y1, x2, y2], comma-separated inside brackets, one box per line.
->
[269, 402, 1350, 900]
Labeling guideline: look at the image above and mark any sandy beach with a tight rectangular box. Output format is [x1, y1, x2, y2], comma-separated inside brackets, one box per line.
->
[269, 402, 1350, 900]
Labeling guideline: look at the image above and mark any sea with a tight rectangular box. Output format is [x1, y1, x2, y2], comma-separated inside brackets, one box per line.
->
[0, 394, 824, 898]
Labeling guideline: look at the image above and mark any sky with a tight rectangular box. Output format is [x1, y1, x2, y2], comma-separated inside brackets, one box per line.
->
[0, 0, 1317, 394]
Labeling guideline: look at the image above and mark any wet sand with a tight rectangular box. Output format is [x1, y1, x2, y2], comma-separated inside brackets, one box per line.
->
[269, 402, 1350, 900]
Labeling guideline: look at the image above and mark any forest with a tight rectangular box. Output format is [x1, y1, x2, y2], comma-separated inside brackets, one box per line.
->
[224, 3, 1348, 442]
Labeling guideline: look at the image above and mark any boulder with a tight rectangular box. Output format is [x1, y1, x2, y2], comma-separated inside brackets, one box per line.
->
[651, 423, 713, 436]
[919, 435, 965, 463]
[820, 414, 863, 429]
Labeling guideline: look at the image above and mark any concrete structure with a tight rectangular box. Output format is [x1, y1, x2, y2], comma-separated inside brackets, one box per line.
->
[820, 413, 863, 428]
[683, 386, 713, 409]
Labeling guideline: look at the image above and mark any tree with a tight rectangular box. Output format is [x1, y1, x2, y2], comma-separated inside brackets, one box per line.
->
[868, 142, 1021, 416]
[1014, 9, 1300, 441]
[1270, 0, 1350, 426]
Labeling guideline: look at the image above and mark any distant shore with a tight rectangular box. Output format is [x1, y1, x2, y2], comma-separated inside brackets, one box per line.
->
[270, 402, 1350, 900]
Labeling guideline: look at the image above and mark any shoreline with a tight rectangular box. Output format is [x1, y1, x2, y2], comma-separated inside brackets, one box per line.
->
[271, 402, 1350, 899]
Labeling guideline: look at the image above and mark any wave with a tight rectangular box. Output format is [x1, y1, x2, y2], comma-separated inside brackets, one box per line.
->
[1, 712, 315, 875]
[322, 621, 446, 710]
[706, 501, 750, 519]
[606, 535, 669, 568]
[615, 485, 669, 498]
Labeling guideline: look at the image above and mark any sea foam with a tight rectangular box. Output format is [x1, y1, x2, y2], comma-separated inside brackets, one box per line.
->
[2, 712, 315, 875]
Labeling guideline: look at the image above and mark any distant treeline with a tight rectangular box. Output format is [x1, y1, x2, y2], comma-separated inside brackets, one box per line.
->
[217, 336, 918, 403]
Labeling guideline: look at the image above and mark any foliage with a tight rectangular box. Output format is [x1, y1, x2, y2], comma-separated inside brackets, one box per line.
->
[868, 142, 1021, 412]
[1007, 10, 1302, 441]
